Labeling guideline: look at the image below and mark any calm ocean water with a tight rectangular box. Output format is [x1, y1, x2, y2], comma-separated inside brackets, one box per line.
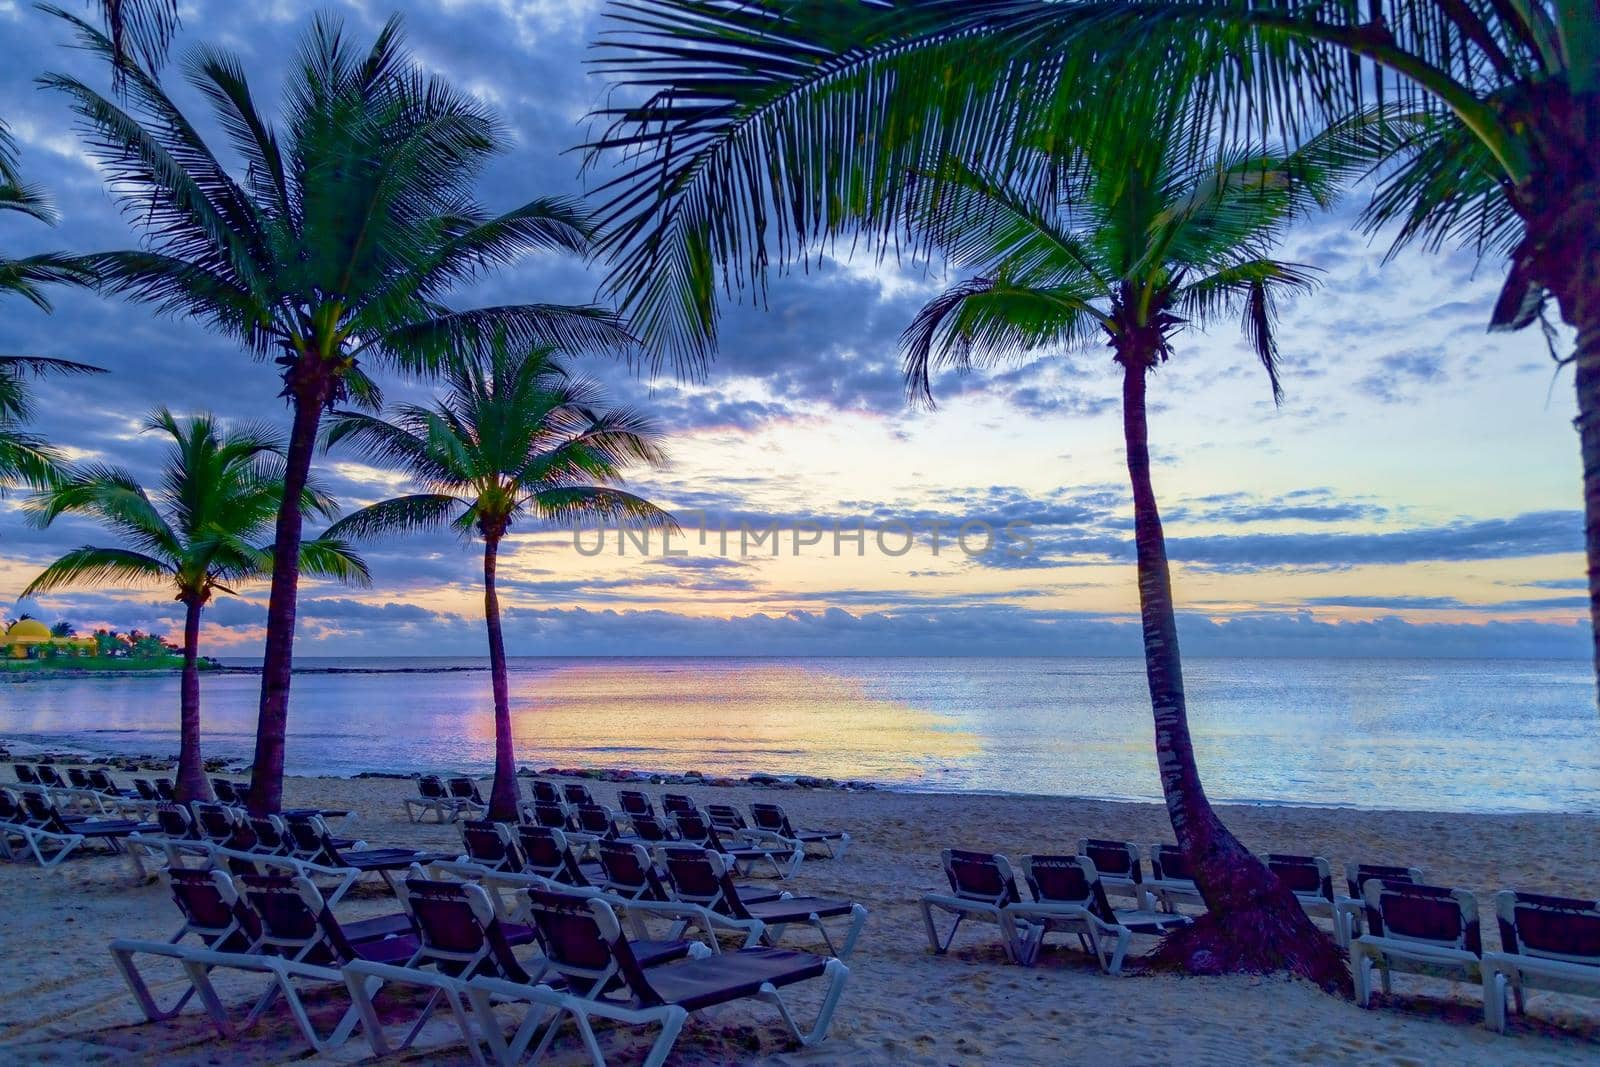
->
[1, 656, 1596, 814]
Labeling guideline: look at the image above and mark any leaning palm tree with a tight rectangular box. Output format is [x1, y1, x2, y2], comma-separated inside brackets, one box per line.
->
[893, 101, 1345, 985]
[0, 119, 100, 492]
[325, 345, 672, 821]
[23, 410, 368, 804]
[43, 10, 633, 815]
[581, 0, 1600, 692]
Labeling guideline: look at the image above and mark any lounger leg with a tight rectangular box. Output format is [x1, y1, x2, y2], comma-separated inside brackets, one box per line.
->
[758, 958, 850, 1047]
[1484, 970, 1508, 1034]
[833, 904, 868, 960]
[1353, 946, 1376, 1008]
[110, 942, 198, 1022]
[1106, 928, 1133, 976]
[922, 902, 962, 955]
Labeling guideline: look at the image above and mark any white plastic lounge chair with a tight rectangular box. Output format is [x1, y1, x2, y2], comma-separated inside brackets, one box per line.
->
[1078, 839, 1153, 909]
[457, 819, 525, 874]
[920, 849, 1036, 964]
[661, 846, 866, 959]
[1015, 854, 1191, 973]
[1336, 862, 1425, 946]
[1147, 843, 1207, 912]
[467, 886, 849, 1067]
[8, 789, 153, 867]
[1352, 880, 1484, 1012]
[1266, 853, 1339, 937]
[109, 867, 267, 1036]
[1484, 890, 1600, 1034]
[405, 775, 458, 823]
[517, 825, 603, 888]
[671, 807, 802, 879]
[751, 803, 850, 860]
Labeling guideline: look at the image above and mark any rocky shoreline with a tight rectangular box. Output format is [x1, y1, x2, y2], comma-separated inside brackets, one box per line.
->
[0, 740, 879, 792]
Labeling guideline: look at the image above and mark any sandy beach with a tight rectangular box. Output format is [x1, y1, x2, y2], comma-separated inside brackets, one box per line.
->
[1, 769, 1597, 1065]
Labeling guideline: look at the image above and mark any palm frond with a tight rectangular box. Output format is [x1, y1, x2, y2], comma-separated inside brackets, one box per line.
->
[323, 493, 464, 542]
[22, 545, 171, 596]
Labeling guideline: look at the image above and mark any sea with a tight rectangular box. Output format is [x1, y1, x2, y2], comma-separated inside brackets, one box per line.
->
[2, 656, 1596, 815]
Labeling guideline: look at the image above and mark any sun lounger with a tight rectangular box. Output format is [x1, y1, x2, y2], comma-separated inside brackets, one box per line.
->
[920, 849, 1035, 963]
[562, 782, 598, 808]
[36, 764, 66, 788]
[524, 778, 562, 804]
[14, 763, 38, 785]
[441, 880, 702, 1066]
[342, 873, 570, 1063]
[1078, 839, 1152, 908]
[1147, 843, 1206, 912]
[1352, 880, 1484, 1012]
[671, 807, 801, 879]
[133, 777, 161, 802]
[405, 775, 459, 823]
[517, 825, 602, 887]
[571, 803, 627, 843]
[1015, 854, 1191, 973]
[222, 872, 430, 1053]
[1484, 890, 1600, 1034]
[448, 776, 490, 819]
[529, 800, 574, 832]
[617, 790, 655, 819]
[109, 867, 268, 1033]
[1337, 862, 1425, 944]
[469, 886, 848, 1067]
[154, 777, 177, 802]
[1266, 853, 1339, 936]
[661, 846, 866, 959]
[458, 820, 525, 874]
[751, 803, 850, 859]
[661, 793, 696, 817]
[629, 811, 681, 844]
[11, 790, 155, 867]
[89, 772, 153, 818]
[281, 813, 453, 894]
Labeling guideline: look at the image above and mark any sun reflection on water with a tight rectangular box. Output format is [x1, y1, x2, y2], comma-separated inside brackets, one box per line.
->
[498, 661, 980, 782]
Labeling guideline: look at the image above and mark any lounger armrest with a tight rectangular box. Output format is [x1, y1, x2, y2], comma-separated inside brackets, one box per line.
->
[1484, 950, 1600, 986]
[613, 899, 742, 951]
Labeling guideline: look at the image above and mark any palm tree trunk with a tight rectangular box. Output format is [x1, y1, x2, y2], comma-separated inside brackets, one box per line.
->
[1120, 352, 1346, 989]
[483, 531, 519, 821]
[1563, 248, 1600, 700]
[246, 371, 328, 817]
[173, 595, 211, 805]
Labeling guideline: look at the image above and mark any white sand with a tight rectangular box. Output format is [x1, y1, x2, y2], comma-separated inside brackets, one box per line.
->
[1, 769, 1597, 1064]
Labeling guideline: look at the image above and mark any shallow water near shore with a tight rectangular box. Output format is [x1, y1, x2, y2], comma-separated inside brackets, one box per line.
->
[1, 655, 1596, 814]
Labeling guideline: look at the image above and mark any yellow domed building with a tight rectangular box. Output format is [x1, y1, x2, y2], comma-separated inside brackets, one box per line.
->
[2, 619, 97, 659]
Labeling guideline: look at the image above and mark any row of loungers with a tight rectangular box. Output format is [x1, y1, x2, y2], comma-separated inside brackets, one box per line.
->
[11, 763, 269, 820]
[0, 787, 156, 867]
[924, 843, 1600, 1034]
[1353, 879, 1600, 1034]
[112, 834, 864, 1064]
[404, 775, 850, 862]
[440, 820, 869, 960]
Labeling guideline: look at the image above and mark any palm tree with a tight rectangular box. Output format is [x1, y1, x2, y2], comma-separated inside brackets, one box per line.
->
[893, 102, 1345, 984]
[22, 409, 368, 804]
[580, 0, 1600, 692]
[326, 345, 672, 821]
[43, 11, 633, 815]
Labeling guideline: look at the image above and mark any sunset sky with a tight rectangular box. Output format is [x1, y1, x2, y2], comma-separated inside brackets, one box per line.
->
[0, 0, 1587, 659]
